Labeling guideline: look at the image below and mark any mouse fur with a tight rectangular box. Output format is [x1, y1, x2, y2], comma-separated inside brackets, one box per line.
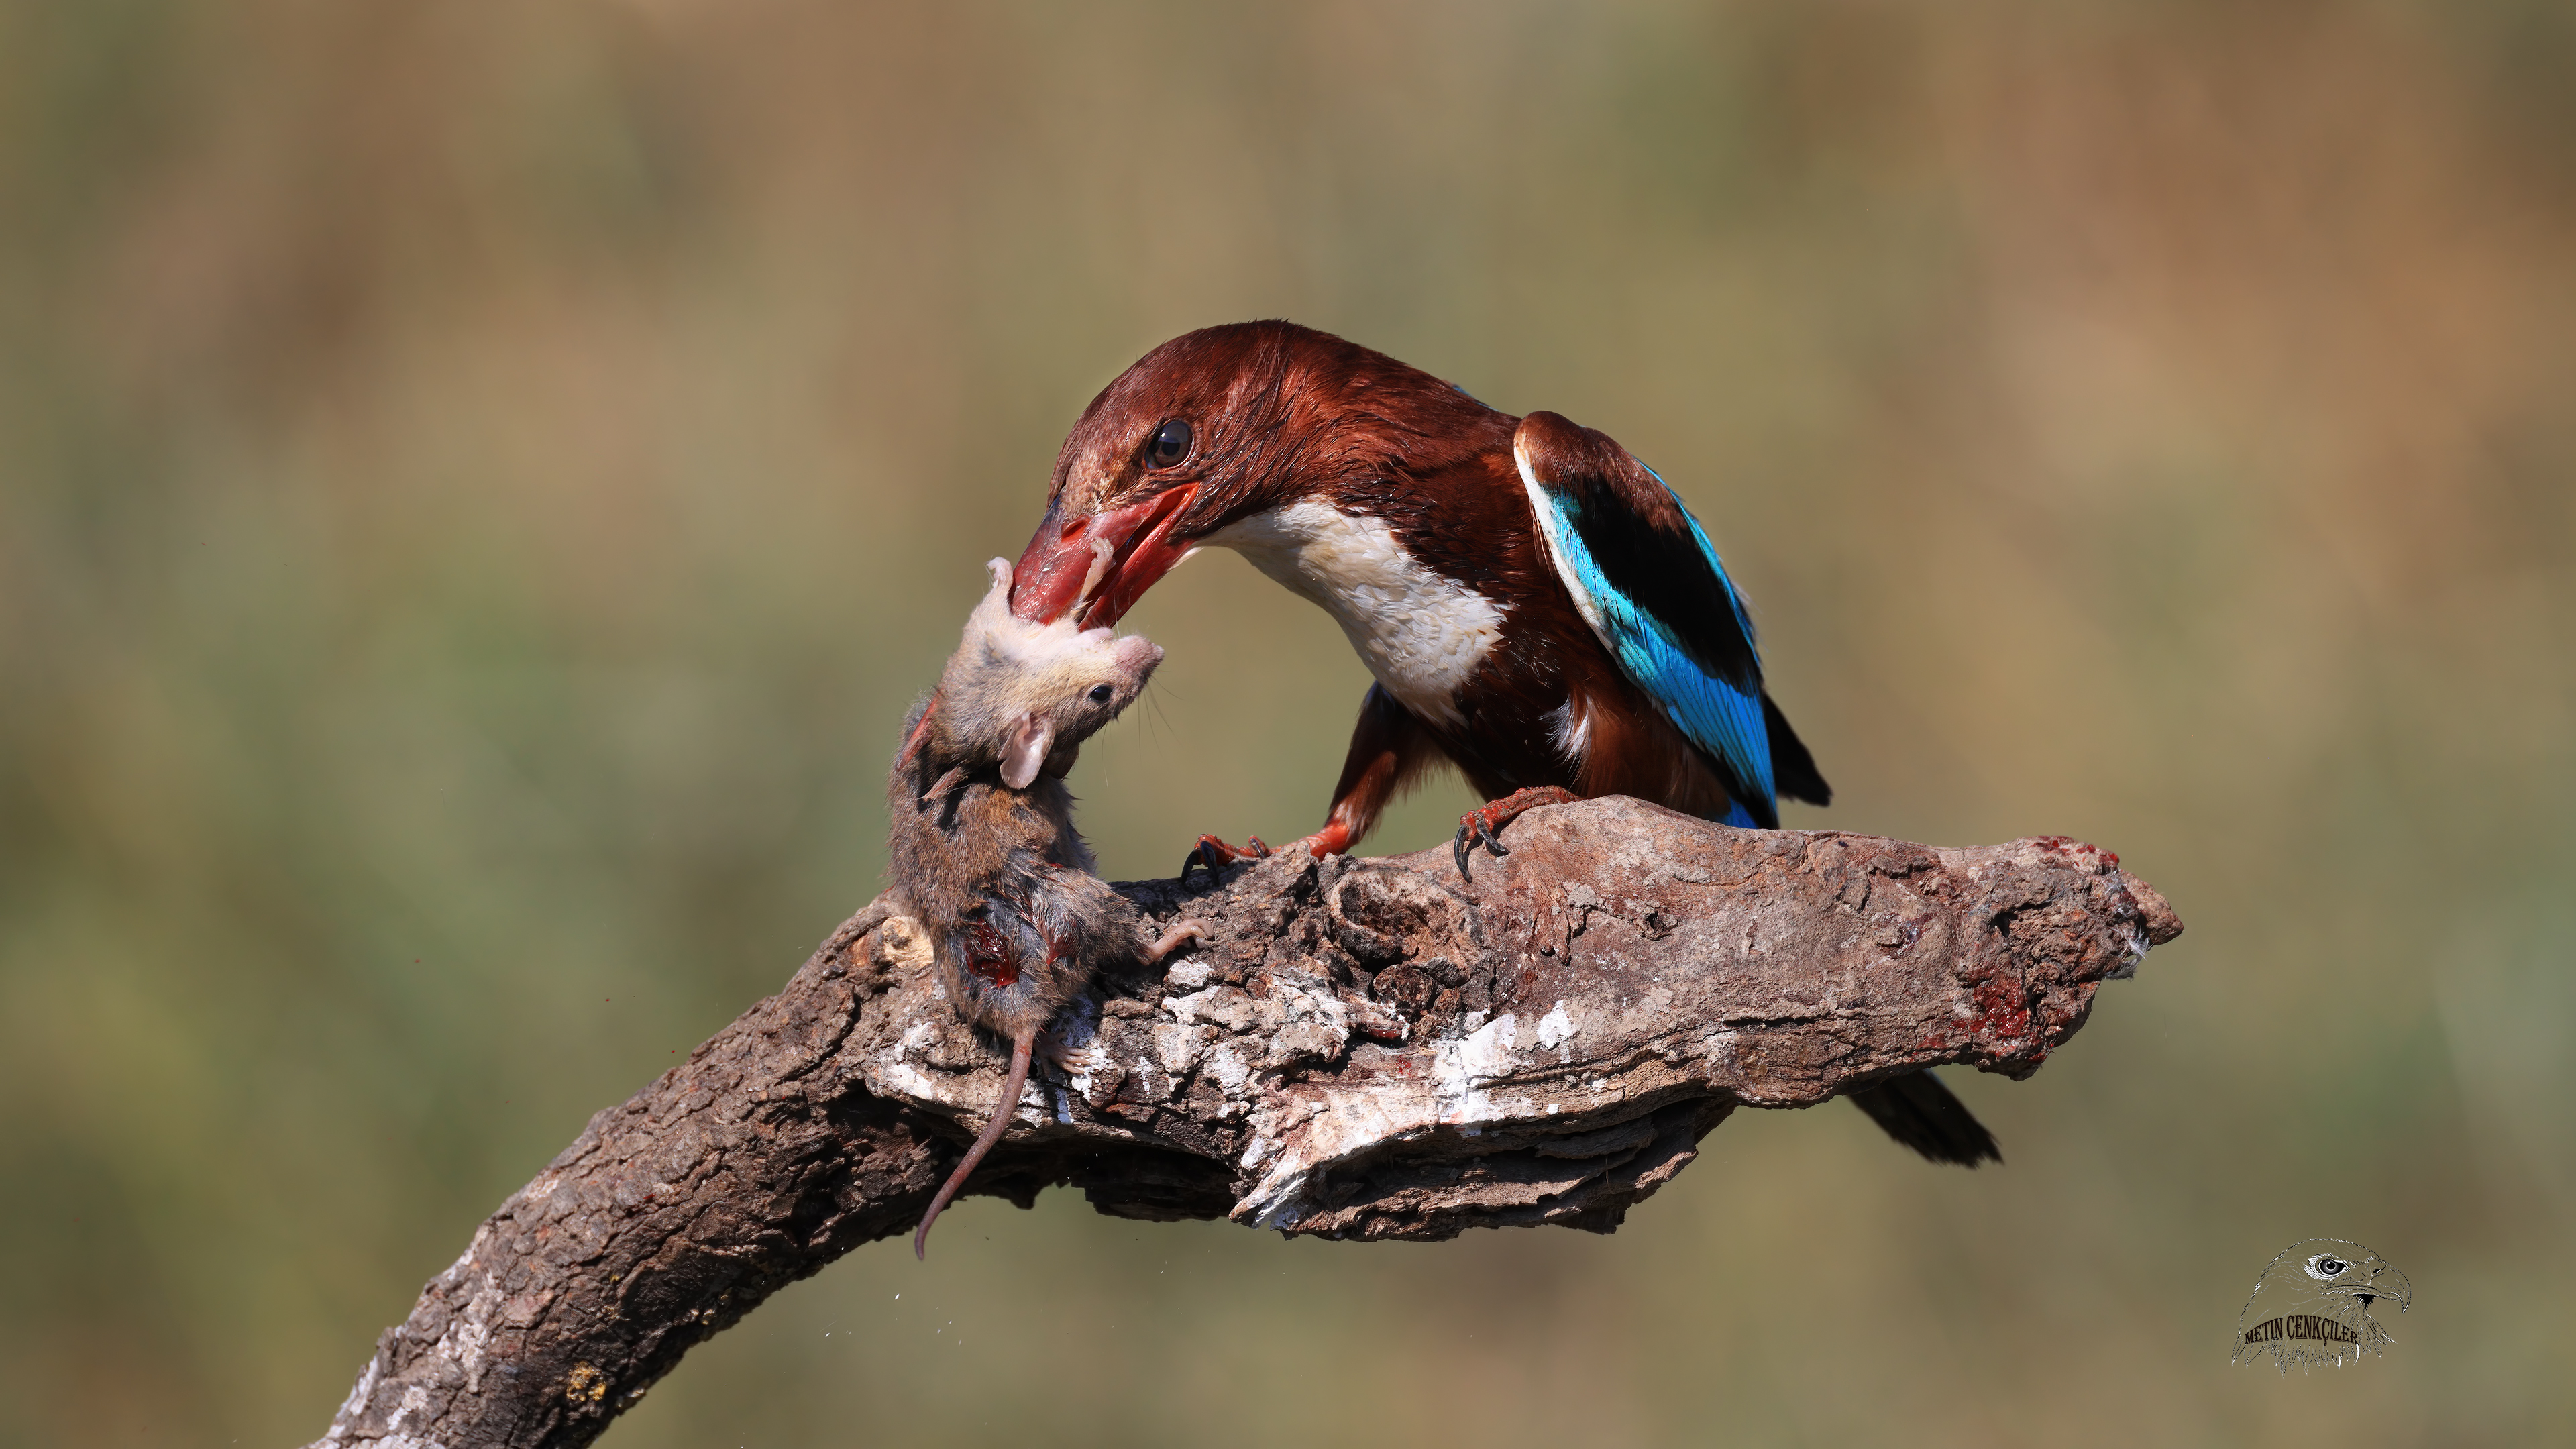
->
[888, 558, 1203, 1257]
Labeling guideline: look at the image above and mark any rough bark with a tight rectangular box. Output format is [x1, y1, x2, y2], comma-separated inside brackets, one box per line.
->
[311, 798, 2182, 1448]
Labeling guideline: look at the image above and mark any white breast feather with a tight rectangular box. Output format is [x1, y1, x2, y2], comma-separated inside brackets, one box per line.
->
[1204, 500, 1501, 726]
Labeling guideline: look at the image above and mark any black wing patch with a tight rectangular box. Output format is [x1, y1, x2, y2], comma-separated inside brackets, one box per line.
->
[1552, 478, 1762, 691]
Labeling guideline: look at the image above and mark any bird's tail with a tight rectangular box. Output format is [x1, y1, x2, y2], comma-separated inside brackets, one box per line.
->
[1845, 1070, 2001, 1167]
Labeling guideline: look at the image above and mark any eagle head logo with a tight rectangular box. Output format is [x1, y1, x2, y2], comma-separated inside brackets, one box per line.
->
[2231, 1238, 2411, 1373]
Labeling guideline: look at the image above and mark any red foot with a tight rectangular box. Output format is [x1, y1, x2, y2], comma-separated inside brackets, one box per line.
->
[1184, 816, 1368, 883]
[1453, 787, 1582, 879]
[1183, 833, 1269, 881]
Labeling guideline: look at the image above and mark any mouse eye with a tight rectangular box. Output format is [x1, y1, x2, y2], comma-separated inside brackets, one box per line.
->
[1147, 418, 1192, 468]
[1087, 683, 1115, 704]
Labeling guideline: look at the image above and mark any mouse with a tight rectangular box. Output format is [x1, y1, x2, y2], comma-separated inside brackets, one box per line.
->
[889, 557, 1205, 1258]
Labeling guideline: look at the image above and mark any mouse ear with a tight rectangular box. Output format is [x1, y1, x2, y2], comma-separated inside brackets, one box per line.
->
[1000, 712, 1053, 789]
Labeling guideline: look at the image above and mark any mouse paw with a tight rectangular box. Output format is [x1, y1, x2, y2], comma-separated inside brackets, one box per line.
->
[1142, 918, 1210, 965]
[1036, 1030, 1107, 1075]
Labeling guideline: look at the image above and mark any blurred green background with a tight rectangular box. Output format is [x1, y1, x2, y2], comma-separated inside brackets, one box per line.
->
[4, 1, 2572, 1445]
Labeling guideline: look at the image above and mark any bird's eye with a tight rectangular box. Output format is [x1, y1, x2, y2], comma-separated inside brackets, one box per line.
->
[1148, 418, 1193, 468]
[1088, 683, 1114, 704]
[2307, 1255, 2349, 1279]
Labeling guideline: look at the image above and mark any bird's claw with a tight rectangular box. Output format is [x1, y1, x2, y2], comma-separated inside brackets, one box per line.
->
[1183, 833, 1269, 883]
[1450, 787, 1582, 880]
[1451, 813, 1511, 879]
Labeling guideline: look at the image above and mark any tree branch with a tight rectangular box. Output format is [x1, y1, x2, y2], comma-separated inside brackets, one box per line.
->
[309, 798, 2181, 1448]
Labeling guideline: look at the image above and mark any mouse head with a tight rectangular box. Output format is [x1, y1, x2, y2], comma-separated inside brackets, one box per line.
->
[907, 558, 1163, 787]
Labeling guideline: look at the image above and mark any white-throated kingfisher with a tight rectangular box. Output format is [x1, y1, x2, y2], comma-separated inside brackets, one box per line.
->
[1006, 321, 1998, 1167]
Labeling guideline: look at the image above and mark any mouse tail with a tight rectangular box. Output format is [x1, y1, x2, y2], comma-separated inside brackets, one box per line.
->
[914, 1028, 1036, 1260]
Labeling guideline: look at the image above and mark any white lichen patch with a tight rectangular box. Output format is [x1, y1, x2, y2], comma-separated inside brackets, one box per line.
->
[327, 1354, 381, 1438]
[1166, 983, 1279, 1036]
[1232, 1087, 1413, 1229]
[1431, 1011, 1520, 1126]
[1536, 1001, 1576, 1051]
[388, 1382, 434, 1436]
[439, 1275, 503, 1394]
[1152, 1022, 1202, 1075]
[1206, 1042, 1254, 1093]
[1238, 1132, 1275, 1172]
[873, 1059, 1000, 1116]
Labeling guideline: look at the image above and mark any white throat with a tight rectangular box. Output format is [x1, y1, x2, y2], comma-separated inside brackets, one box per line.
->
[1202, 500, 1502, 727]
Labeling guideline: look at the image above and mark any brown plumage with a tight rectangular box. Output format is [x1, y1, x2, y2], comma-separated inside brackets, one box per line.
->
[1006, 322, 1998, 1171]
[888, 559, 1203, 1258]
[1006, 321, 1828, 857]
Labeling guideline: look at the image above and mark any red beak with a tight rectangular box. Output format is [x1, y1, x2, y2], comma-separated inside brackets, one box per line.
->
[1008, 485, 1201, 628]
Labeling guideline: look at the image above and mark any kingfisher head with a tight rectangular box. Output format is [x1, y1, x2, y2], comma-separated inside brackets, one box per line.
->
[1008, 321, 1501, 627]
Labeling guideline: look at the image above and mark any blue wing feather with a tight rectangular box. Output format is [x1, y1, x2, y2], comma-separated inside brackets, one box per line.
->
[1540, 510, 1776, 806]
[1518, 437, 1780, 824]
